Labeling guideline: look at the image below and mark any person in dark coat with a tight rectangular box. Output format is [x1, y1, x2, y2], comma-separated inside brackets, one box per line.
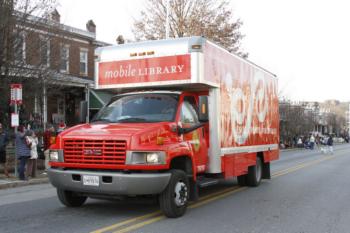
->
[0, 123, 10, 177]
[327, 135, 334, 154]
[15, 126, 31, 180]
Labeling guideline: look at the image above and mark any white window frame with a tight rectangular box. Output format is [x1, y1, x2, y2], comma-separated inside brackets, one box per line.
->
[39, 35, 50, 67]
[60, 44, 70, 73]
[79, 48, 88, 76]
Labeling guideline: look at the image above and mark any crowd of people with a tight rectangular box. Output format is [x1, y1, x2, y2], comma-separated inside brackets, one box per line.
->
[280, 133, 338, 154]
[0, 122, 58, 181]
[296, 134, 334, 154]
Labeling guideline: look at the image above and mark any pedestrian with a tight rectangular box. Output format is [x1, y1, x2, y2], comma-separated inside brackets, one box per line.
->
[297, 137, 303, 148]
[43, 124, 56, 173]
[57, 121, 66, 133]
[26, 130, 38, 178]
[15, 125, 31, 180]
[0, 123, 10, 178]
[327, 135, 334, 155]
[309, 134, 315, 150]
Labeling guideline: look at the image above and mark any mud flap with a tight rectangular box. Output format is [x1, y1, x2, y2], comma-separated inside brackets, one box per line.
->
[189, 180, 199, 202]
[262, 162, 271, 179]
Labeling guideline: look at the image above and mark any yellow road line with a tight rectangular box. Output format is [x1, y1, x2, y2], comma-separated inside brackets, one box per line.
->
[112, 215, 165, 233]
[189, 187, 247, 209]
[272, 156, 334, 178]
[90, 211, 161, 233]
[198, 186, 240, 201]
[91, 153, 343, 233]
[111, 187, 246, 233]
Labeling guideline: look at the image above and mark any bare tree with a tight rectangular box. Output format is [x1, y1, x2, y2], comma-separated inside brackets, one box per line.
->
[279, 100, 316, 147]
[0, 0, 58, 127]
[133, 0, 248, 58]
[326, 113, 346, 136]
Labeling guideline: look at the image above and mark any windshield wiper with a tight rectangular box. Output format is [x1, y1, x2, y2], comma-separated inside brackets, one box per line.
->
[116, 117, 148, 123]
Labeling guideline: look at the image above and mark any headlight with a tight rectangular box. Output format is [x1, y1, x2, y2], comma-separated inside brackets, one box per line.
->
[126, 151, 166, 165]
[146, 153, 159, 163]
[49, 151, 59, 161]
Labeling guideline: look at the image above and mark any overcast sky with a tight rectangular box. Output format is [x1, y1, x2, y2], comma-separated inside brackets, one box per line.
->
[57, 0, 350, 102]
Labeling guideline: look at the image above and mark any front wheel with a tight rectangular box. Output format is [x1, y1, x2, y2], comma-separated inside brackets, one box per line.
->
[57, 189, 87, 207]
[159, 170, 189, 218]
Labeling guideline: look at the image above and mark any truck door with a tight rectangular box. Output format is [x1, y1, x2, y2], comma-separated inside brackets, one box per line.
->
[180, 96, 208, 173]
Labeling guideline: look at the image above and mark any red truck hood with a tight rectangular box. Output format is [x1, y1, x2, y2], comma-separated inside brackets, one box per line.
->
[59, 122, 176, 142]
[55, 122, 177, 150]
[59, 122, 173, 141]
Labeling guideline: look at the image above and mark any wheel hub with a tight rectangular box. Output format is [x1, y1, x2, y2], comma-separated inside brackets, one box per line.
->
[174, 181, 188, 206]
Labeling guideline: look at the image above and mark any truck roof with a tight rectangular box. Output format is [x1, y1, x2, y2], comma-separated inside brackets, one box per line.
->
[96, 36, 276, 77]
[95, 36, 276, 90]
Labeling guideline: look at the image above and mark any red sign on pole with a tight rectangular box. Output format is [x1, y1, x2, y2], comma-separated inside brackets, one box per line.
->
[10, 84, 22, 105]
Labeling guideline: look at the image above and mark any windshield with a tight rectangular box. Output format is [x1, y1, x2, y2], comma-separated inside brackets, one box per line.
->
[92, 93, 179, 123]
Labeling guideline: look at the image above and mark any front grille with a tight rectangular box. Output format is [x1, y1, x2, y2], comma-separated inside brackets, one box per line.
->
[63, 139, 127, 165]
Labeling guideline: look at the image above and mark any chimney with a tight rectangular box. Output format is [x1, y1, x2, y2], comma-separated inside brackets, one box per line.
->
[51, 9, 60, 22]
[86, 20, 96, 33]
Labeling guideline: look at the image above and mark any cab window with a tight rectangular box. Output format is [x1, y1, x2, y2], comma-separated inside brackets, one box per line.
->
[181, 96, 199, 125]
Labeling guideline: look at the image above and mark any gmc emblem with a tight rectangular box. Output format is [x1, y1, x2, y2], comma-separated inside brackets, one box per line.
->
[83, 149, 102, 156]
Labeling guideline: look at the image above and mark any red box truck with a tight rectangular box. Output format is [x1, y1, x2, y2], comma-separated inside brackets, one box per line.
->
[48, 36, 279, 218]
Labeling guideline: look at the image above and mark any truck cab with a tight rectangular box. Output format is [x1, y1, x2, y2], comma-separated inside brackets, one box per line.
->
[49, 90, 209, 217]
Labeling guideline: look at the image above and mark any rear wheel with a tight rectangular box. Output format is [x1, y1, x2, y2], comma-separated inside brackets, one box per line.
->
[159, 169, 189, 218]
[57, 189, 87, 207]
[237, 174, 247, 186]
[247, 156, 263, 187]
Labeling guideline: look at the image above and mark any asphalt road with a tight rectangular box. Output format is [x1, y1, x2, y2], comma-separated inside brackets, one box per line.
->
[1, 144, 350, 233]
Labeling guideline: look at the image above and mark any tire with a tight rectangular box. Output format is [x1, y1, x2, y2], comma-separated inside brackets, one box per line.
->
[159, 169, 189, 218]
[247, 156, 263, 187]
[237, 174, 247, 186]
[57, 189, 87, 207]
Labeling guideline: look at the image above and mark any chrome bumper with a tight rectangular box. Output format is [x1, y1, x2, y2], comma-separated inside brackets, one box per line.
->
[48, 168, 171, 195]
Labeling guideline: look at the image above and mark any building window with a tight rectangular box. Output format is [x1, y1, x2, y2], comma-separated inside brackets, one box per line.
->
[40, 36, 50, 67]
[60, 44, 69, 73]
[79, 49, 88, 76]
[14, 31, 26, 63]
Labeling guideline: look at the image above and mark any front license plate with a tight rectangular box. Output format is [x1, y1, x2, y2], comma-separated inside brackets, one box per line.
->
[82, 175, 99, 186]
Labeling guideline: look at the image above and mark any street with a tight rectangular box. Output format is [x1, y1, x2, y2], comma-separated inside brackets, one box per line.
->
[1, 144, 350, 233]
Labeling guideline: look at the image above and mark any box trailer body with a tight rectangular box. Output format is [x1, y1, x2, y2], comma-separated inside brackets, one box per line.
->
[48, 37, 279, 217]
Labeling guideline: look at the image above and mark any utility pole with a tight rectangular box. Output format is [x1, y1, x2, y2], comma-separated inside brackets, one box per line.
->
[348, 103, 350, 138]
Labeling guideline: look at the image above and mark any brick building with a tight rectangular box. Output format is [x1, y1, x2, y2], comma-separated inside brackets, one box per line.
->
[1, 9, 109, 130]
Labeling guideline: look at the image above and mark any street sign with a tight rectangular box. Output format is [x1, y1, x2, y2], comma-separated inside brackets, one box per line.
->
[11, 113, 19, 127]
[10, 84, 22, 105]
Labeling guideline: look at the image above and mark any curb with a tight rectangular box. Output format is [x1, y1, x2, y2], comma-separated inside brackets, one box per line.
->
[0, 177, 49, 190]
[281, 148, 303, 152]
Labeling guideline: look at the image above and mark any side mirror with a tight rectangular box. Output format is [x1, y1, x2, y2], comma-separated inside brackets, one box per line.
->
[198, 96, 208, 122]
[79, 101, 88, 123]
[178, 123, 204, 135]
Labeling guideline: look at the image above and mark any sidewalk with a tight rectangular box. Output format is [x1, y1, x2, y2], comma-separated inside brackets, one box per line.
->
[0, 170, 49, 190]
[0, 145, 50, 190]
